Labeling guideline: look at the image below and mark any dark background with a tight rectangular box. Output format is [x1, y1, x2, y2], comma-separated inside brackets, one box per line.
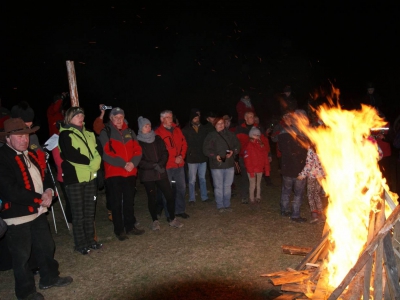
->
[1, 1, 399, 142]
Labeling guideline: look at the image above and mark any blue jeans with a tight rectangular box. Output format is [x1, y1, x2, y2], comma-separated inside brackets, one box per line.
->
[280, 176, 307, 218]
[211, 167, 234, 209]
[166, 167, 187, 214]
[188, 162, 208, 201]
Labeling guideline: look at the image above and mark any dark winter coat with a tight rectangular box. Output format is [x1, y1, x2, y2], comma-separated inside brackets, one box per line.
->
[138, 135, 169, 182]
[277, 130, 307, 178]
[182, 123, 208, 164]
[203, 129, 241, 169]
[0, 145, 52, 220]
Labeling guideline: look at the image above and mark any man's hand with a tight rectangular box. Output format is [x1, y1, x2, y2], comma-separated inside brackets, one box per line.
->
[125, 162, 134, 172]
[41, 189, 53, 207]
[297, 175, 306, 180]
[98, 104, 106, 119]
[226, 150, 233, 159]
[175, 155, 183, 164]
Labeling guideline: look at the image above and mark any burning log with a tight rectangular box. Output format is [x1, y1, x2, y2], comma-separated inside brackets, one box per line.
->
[281, 245, 313, 256]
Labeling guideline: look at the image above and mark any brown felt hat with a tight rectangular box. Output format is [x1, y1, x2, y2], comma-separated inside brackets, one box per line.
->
[0, 118, 39, 140]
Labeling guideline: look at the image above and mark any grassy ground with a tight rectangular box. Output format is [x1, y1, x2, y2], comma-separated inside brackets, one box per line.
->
[0, 157, 326, 300]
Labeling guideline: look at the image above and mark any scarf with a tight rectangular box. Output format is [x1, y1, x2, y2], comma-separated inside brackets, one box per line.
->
[137, 130, 155, 143]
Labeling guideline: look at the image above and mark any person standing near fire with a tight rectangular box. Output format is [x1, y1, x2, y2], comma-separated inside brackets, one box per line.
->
[297, 145, 325, 223]
[276, 111, 308, 222]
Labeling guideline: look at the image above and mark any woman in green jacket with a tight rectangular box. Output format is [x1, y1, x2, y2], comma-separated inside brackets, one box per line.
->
[58, 107, 102, 255]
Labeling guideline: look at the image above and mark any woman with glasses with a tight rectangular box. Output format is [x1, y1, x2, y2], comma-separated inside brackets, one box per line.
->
[58, 107, 102, 254]
[203, 117, 241, 212]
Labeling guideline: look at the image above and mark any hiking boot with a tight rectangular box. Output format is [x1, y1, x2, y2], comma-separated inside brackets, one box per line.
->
[256, 198, 261, 203]
[152, 220, 161, 231]
[224, 207, 233, 212]
[188, 201, 195, 206]
[219, 208, 226, 213]
[39, 276, 73, 290]
[290, 217, 307, 223]
[281, 211, 291, 217]
[310, 218, 319, 224]
[241, 197, 249, 204]
[127, 227, 145, 236]
[75, 247, 91, 255]
[169, 218, 183, 228]
[89, 242, 103, 250]
[116, 232, 129, 241]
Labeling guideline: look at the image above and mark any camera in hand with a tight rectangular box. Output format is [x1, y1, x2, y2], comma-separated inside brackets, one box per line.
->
[221, 150, 230, 162]
[101, 105, 113, 110]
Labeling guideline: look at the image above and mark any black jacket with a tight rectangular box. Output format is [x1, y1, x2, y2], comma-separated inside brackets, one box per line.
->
[182, 123, 208, 164]
[138, 135, 169, 182]
[277, 132, 307, 177]
[0, 145, 53, 220]
[203, 129, 241, 169]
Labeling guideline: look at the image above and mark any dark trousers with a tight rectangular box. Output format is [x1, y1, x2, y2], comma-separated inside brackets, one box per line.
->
[144, 178, 176, 221]
[6, 215, 60, 299]
[106, 176, 137, 235]
[66, 180, 97, 249]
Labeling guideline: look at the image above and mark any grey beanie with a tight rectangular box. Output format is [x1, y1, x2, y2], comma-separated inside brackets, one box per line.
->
[249, 127, 261, 137]
[138, 116, 151, 130]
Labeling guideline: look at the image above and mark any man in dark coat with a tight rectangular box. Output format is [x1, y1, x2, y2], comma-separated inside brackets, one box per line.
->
[276, 112, 308, 223]
[0, 118, 72, 300]
[182, 109, 210, 203]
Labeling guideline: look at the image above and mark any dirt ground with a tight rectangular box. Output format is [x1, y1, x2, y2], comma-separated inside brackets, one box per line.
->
[0, 157, 329, 300]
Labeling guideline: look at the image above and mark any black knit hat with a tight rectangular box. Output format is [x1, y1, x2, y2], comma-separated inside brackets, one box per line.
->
[189, 109, 200, 122]
[11, 101, 34, 122]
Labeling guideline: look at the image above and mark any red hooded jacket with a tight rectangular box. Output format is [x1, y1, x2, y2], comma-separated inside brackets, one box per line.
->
[243, 138, 271, 176]
[155, 123, 187, 169]
[99, 122, 142, 178]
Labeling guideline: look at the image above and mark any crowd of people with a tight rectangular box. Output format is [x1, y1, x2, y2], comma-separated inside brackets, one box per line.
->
[0, 82, 394, 300]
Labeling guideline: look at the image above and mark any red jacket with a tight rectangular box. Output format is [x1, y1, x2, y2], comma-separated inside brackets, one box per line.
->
[235, 123, 270, 157]
[99, 122, 142, 178]
[243, 139, 270, 176]
[47, 99, 64, 136]
[155, 123, 187, 169]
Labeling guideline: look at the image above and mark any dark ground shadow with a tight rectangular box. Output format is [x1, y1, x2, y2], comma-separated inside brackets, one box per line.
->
[129, 280, 283, 300]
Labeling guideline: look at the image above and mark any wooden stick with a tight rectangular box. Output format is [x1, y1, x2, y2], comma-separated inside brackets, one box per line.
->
[327, 204, 400, 300]
[66, 61, 79, 107]
[363, 210, 376, 300]
[383, 234, 400, 299]
[295, 232, 329, 271]
[282, 245, 312, 256]
[374, 203, 385, 300]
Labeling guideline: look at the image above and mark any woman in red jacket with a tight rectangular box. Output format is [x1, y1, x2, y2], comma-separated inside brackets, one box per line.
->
[243, 127, 270, 205]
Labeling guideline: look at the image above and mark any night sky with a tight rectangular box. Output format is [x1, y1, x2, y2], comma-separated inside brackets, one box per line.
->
[1, 1, 399, 140]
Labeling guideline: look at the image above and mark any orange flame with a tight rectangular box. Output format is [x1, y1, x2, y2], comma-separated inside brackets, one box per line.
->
[290, 88, 397, 289]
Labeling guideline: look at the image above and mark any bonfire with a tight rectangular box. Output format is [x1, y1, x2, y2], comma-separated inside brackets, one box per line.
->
[263, 88, 400, 299]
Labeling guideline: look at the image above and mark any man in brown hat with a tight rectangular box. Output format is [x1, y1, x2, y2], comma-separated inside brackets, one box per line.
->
[0, 118, 73, 300]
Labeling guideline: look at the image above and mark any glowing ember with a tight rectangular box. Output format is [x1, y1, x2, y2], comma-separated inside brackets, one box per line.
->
[291, 90, 397, 289]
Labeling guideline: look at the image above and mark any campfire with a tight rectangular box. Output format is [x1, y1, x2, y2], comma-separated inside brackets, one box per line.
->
[262, 90, 400, 299]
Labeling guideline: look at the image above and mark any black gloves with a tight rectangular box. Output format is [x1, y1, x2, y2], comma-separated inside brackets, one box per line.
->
[153, 163, 165, 174]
